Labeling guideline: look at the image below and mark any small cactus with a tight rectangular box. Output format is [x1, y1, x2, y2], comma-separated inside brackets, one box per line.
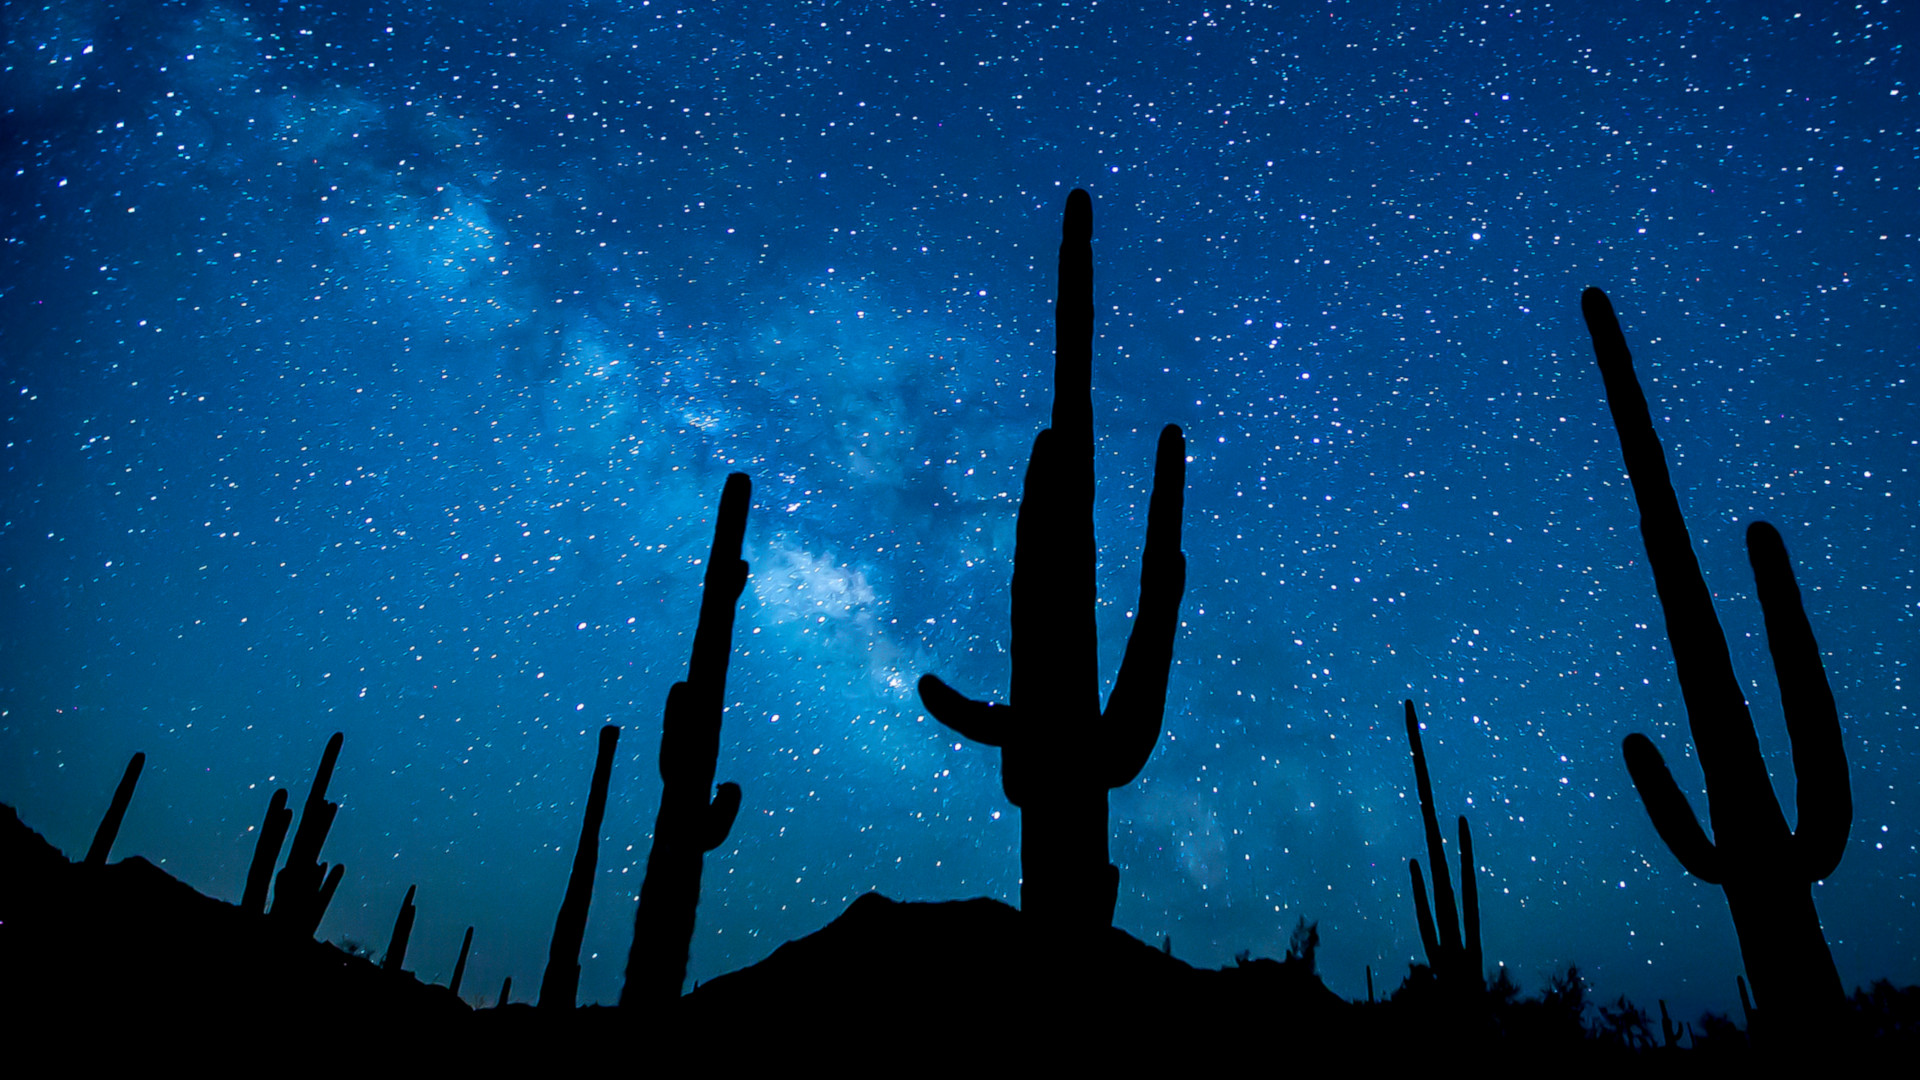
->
[1582, 287, 1850, 1026]
[383, 884, 417, 972]
[917, 189, 1187, 929]
[84, 751, 145, 866]
[540, 724, 619, 1008]
[1403, 701, 1483, 987]
[450, 925, 475, 998]
[240, 788, 291, 915]
[272, 732, 346, 936]
[621, 474, 751, 1006]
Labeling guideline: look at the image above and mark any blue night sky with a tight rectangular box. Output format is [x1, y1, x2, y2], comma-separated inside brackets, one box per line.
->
[1, 1, 1913, 1022]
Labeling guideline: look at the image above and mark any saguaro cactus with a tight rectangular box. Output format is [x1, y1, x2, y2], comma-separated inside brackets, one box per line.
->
[917, 189, 1188, 929]
[1581, 287, 1850, 1022]
[272, 731, 346, 936]
[1403, 701, 1483, 987]
[540, 723, 619, 1008]
[241, 788, 292, 915]
[449, 925, 475, 998]
[84, 751, 145, 866]
[621, 474, 750, 1006]
[383, 884, 417, 972]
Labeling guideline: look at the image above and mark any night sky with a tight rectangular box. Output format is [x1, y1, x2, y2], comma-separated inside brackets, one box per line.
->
[2, 1, 1914, 1023]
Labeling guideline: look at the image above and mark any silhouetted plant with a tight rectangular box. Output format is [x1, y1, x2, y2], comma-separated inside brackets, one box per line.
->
[241, 787, 291, 915]
[1596, 994, 1654, 1049]
[84, 751, 144, 866]
[272, 731, 346, 935]
[383, 884, 417, 972]
[450, 925, 474, 998]
[621, 474, 751, 1006]
[540, 723, 619, 1008]
[917, 189, 1187, 930]
[1582, 288, 1851, 1029]
[1658, 998, 1690, 1049]
[1286, 917, 1320, 975]
[1403, 701, 1484, 988]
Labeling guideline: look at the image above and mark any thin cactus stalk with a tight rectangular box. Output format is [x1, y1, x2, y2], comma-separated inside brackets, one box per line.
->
[621, 474, 750, 1007]
[917, 189, 1188, 930]
[540, 724, 619, 1008]
[1403, 701, 1484, 986]
[84, 751, 145, 866]
[241, 788, 291, 915]
[1582, 288, 1849, 1024]
[383, 884, 417, 972]
[272, 732, 346, 935]
[449, 925, 474, 998]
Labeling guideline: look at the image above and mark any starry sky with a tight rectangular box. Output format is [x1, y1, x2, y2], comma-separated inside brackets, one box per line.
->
[2, 0, 1914, 1022]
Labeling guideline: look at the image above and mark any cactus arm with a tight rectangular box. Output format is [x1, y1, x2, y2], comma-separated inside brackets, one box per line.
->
[703, 782, 742, 851]
[1404, 702, 1462, 954]
[85, 751, 145, 867]
[916, 674, 1010, 748]
[1622, 733, 1724, 884]
[1460, 815, 1483, 979]
[1410, 860, 1440, 961]
[1100, 424, 1189, 789]
[1747, 522, 1851, 880]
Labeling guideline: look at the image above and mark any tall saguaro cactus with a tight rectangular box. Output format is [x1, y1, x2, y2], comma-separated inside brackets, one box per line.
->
[540, 723, 619, 1008]
[1403, 701, 1483, 986]
[917, 189, 1188, 929]
[1581, 287, 1850, 1021]
[621, 474, 750, 1007]
[272, 731, 346, 936]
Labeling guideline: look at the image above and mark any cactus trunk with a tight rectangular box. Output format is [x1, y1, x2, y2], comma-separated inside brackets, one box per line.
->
[85, 752, 145, 867]
[540, 724, 619, 1008]
[383, 884, 417, 972]
[917, 189, 1187, 933]
[1582, 287, 1849, 1030]
[241, 788, 291, 915]
[621, 474, 750, 1006]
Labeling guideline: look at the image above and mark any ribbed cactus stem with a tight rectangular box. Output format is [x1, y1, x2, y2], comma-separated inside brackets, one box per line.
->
[541, 724, 619, 1009]
[1583, 287, 1849, 1026]
[917, 189, 1187, 931]
[85, 752, 145, 867]
[622, 474, 751, 1007]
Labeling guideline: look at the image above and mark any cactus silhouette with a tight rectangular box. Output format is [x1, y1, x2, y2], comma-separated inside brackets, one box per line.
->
[1582, 287, 1850, 1024]
[450, 925, 475, 998]
[621, 473, 750, 1006]
[241, 788, 291, 915]
[917, 189, 1188, 929]
[540, 723, 619, 1008]
[84, 751, 144, 866]
[383, 884, 417, 972]
[272, 731, 346, 936]
[1403, 701, 1483, 987]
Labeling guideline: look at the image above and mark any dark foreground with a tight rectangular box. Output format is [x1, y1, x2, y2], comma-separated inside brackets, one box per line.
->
[2, 804, 1912, 1065]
